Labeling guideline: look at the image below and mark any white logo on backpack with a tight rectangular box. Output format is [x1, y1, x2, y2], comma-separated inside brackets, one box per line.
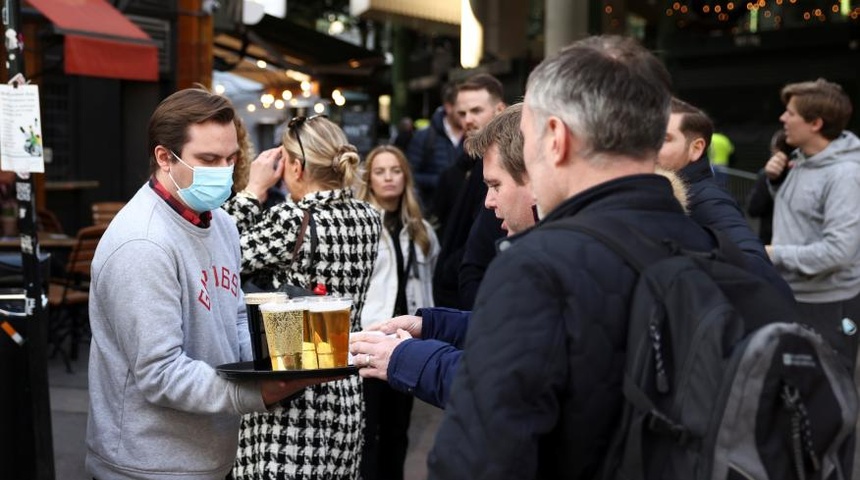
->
[782, 353, 817, 368]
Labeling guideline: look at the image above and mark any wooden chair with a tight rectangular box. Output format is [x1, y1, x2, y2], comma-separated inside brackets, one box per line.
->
[91, 201, 125, 226]
[48, 224, 107, 372]
[36, 208, 64, 234]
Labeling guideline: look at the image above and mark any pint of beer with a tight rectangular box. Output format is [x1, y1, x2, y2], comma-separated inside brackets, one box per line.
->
[244, 292, 288, 369]
[306, 297, 352, 368]
[260, 299, 307, 371]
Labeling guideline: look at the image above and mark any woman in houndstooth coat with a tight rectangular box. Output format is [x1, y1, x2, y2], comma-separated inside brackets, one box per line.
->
[224, 115, 380, 479]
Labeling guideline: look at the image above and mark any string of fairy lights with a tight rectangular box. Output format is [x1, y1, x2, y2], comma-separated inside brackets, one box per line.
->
[603, 0, 860, 32]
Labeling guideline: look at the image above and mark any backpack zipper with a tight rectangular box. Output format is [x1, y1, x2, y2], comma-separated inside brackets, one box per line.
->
[649, 304, 669, 394]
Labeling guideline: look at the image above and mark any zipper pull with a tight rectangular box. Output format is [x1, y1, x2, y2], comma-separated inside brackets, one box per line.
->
[650, 305, 670, 394]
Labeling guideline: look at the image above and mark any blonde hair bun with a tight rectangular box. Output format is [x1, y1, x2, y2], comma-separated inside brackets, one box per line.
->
[335, 144, 360, 171]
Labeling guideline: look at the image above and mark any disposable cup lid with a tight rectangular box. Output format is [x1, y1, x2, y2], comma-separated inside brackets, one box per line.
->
[244, 292, 288, 305]
[260, 299, 307, 312]
[307, 297, 352, 312]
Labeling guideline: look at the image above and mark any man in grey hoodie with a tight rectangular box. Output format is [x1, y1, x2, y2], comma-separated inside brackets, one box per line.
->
[86, 88, 336, 480]
[765, 78, 860, 370]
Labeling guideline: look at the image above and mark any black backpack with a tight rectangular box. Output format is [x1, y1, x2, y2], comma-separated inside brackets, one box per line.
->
[548, 214, 858, 480]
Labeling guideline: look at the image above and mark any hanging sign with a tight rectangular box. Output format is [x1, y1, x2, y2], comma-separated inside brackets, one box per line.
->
[0, 76, 44, 173]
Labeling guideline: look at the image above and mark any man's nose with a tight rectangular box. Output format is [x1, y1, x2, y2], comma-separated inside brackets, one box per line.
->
[484, 192, 495, 209]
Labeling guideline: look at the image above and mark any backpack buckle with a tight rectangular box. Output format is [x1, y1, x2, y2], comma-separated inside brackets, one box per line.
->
[647, 410, 689, 445]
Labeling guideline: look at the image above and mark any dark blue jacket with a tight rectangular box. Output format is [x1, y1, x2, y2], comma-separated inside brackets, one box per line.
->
[433, 158, 487, 308]
[679, 157, 792, 299]
[387, 307, 470, 408]
[406, 107, 462, 212]
[458, 206, 506, 309]
[426, 175, 729, 480]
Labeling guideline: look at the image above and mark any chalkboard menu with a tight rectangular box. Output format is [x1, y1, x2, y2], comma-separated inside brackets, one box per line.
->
[341, 110, 377, 158]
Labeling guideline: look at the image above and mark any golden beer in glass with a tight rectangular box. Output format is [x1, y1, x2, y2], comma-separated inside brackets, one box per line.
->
[260, 299, 307, 371]
[306, 297, 352, 368]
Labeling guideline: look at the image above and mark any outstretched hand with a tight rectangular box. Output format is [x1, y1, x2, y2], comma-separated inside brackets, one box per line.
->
[349, 330, 412, 381]
[366, 315, 423, 338]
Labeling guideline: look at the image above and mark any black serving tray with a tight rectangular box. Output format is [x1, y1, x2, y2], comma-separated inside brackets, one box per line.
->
[215, 361, 358, 381]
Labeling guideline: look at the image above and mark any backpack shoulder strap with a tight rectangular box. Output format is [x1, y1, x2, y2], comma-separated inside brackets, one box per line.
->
[542, 213, 747, 272]
[542, 214, 672, 273]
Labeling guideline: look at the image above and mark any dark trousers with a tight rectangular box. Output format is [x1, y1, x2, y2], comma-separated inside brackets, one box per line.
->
[361, 378, 414, 480]
[796, 291, 860, 476]
[796, 291, 860, 373]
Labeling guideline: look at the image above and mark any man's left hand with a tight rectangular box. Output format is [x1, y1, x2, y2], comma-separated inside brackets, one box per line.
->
[349, 330, 411, 382]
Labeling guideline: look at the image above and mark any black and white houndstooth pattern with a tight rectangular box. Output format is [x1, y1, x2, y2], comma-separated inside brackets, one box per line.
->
[225, 188, 381, 479]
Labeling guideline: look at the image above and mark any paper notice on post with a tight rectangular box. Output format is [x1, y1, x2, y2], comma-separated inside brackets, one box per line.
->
[0, 84, 45, 173]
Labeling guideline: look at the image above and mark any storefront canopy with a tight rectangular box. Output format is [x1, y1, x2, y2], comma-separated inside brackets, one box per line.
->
[214, 15, 386, 89]
[26, 0, 158, 82]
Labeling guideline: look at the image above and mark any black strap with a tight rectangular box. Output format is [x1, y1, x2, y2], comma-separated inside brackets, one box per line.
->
[291, 208, 319, 291]
[542, 213, 747, 273]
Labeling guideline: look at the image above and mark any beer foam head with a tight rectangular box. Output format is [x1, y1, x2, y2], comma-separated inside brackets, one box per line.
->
[260, 299, 307, 312]
[244, 292, 288, 305]
[307, 297, 352, 312]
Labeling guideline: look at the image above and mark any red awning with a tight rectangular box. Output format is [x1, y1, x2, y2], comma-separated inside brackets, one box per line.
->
[26, 0, 158, 82]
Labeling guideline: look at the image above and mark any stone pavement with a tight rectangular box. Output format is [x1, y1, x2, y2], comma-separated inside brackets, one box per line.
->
[49, 343, 444, 479]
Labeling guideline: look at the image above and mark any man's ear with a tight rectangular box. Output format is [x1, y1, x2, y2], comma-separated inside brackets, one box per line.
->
[495, 102, 506, 115]
[546, 116, 572, 167]
[153, 146, 173, 171]
[688, 137, 707, 162]
[810, 117, 824, 134]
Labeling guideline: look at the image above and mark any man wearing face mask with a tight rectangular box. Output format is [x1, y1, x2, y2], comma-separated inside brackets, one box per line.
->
[86, 88, 331, 480]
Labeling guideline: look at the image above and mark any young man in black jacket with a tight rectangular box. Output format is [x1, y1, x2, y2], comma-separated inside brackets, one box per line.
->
[426, 36, 722, 480]
[657, 97, 792, 299]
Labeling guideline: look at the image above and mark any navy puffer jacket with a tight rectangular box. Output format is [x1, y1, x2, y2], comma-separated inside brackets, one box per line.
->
[428, 175, 721, 480]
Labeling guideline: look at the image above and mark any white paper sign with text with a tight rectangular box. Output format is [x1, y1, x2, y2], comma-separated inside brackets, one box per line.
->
[0, 84, 45, 173]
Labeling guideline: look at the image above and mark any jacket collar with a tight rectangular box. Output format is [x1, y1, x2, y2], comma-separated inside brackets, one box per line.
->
[544, 174, 683, 222]
[500, 174, 682, 251]
[295, 188, 352, 210]
[677, 156, 713, 184]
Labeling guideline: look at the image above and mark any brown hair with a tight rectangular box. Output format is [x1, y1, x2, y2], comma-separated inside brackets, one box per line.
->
[232, 115, 256, 192]
[670, 97, 714, 150]
[465, 103, 526, 185]
[282, 116, 361, 190]
[358, 145, 432, 255]
[148, 88, 236, 175]
[442, 81, 459, 106]
[781, 79, 852, 140]
[458, 73, 504, 104]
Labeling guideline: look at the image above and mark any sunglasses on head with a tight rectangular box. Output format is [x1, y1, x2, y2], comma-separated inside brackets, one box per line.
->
[287, 114, 327, 171]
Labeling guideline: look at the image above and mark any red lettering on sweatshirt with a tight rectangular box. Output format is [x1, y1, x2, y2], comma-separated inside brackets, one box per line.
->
[198, 269, 211, 310]
[197, 265, 239, 310]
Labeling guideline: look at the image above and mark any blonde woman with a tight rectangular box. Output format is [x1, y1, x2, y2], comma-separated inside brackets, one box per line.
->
[357, 145, 439, 480]
[224, 115, 381, 479]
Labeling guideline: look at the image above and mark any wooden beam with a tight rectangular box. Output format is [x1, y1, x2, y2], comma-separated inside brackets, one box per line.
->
[177, 0, 213, 89]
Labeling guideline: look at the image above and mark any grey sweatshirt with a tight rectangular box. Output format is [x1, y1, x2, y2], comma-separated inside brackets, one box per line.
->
[86, 185, 266, 479]
[771, 131, 860, 303]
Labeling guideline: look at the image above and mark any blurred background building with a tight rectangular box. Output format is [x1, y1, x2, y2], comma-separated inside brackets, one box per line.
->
[6, 0, 860, 233]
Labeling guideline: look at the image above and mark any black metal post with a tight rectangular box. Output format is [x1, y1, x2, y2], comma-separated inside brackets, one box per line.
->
[2, 0, 55, 477]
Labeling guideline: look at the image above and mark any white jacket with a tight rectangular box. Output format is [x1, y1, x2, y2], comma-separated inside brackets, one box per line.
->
[361, 216, 439, 329]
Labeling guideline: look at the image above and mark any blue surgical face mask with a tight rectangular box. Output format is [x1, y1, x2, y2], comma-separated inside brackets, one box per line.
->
[168, 150, 234, 212]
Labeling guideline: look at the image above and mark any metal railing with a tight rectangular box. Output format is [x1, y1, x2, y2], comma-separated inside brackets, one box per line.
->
[716, 166, 759, 208]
